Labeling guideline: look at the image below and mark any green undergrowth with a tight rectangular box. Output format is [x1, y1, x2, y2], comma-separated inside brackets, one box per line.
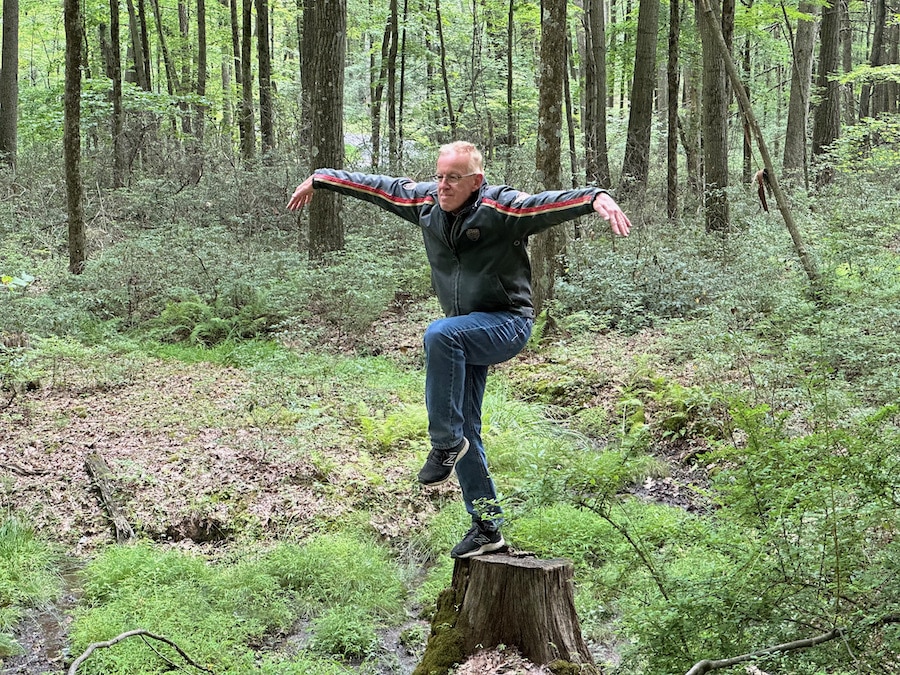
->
[0, 517, 61, 659]
[69, 532, 405, 673]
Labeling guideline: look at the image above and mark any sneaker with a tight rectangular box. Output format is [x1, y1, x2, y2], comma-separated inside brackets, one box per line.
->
[450, 523, 506, 559]
[417, 438, 469, 486]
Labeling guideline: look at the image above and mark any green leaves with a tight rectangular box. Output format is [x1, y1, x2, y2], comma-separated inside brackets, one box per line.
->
[0, 273, 35, 293]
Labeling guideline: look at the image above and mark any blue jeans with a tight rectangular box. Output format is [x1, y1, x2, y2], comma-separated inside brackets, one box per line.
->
[423, 311, 533, 527]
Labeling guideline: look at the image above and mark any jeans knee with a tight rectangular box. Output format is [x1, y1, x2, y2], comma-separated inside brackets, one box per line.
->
[423, 319, 454, 351]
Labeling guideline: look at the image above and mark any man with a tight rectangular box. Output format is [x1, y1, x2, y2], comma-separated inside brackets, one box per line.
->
[288, 141, 630, 558]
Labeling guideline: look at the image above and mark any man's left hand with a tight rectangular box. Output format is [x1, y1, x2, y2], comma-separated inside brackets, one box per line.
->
[594, 193, 631, 237]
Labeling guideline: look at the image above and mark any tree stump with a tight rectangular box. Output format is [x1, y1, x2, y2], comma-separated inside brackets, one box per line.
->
[415, 553, 595, 675]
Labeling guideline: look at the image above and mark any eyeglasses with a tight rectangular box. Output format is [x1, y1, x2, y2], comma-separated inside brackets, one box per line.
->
[432, 172, 477, 185]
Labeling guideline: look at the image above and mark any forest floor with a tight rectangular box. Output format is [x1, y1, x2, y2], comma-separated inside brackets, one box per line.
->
[0, 302, 710, 674]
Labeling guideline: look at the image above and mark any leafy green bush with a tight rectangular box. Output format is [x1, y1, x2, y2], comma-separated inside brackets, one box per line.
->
[147, 291, 280, 346]
[602, 399, 900, 674]
[19, 336, 146, 392]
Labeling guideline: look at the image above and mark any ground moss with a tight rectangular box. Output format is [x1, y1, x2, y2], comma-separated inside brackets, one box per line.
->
[412, 578, 466, 675]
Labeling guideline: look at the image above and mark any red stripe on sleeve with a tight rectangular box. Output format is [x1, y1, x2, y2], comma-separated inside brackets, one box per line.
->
[316, 174, 433, 207]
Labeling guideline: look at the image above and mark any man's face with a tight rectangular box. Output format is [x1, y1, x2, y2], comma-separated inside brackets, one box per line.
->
[435, 151, 483, 213]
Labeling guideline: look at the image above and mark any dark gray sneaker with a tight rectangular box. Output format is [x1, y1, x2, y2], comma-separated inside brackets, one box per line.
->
[417, 438, 469, 486]
[450, 523, 506, 559]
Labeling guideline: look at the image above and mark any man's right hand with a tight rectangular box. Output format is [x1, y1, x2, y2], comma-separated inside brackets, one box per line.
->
[287, 175, 315, 211]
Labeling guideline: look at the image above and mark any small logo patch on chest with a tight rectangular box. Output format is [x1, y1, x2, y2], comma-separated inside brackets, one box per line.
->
[466, 228, 481, 241]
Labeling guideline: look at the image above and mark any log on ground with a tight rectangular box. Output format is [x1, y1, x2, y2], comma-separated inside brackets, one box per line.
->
[84, 451, 135, 544]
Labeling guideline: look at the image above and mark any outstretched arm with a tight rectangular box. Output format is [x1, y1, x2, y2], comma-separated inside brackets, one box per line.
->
[593, 192, 631, 237]
[287, 175, 315, 211]
[287, 170, 434, 224]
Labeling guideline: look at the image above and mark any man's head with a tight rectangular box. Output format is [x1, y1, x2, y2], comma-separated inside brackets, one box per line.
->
[435, 141, 484, 213]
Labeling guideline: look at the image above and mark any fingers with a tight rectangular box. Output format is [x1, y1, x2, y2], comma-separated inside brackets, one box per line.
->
[594, 193, 632, 237]
[287, 176, 315, 211]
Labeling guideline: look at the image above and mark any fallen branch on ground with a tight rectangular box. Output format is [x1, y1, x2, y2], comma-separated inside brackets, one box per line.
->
[84, 451, 135, 543]
[685, 615, 900, 675]
[67, 629, 214, 674]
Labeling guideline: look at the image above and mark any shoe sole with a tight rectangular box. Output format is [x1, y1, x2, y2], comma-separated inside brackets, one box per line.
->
[419, 438, 469, 486]
[452, 536, 506, 559]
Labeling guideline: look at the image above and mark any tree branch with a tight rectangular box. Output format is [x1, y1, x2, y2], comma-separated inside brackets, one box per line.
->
[67, 629, 214, 674]
[686, 615, 900, 674]
[685, 627, 845, 675]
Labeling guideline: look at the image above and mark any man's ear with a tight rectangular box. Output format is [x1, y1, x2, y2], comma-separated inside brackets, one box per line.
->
[474, 173, 485, 189]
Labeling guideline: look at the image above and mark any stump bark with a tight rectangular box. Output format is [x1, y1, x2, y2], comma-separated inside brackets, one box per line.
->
[415, 553, 595, 675]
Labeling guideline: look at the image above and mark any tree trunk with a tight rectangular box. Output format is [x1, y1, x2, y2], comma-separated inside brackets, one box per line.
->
[219, 0, 233, 140]
[109, 0, 125, 187]
[888, 23, 899, 113]
[124, 0, 149, 89]
[196, 0, 207, 143]
[398, 0, 408, 166]
[0, 0, 19, 168]
[240, 0, 254, 161]
[307, 0, 346, 259]
[698, 0, 730, 232]
[839, 0, 855, 124]
[370, 15, 391, 170]
[811, 0, 841, 182]
[506, 0, 515, 151]
[666, 0, 680, 219]
[583, 0, 610, 189]
[532, 0, 567, 317]
[607, 0, 618, 109]
[782, 0, 818, 185]
[178, 0, 192, 135]
[434, 0, 456, 137]
[619, 0, 659, 197]
[256, 0, 274, 156]
[741, 31, 752, 185]
[137, 0, 152, 89]
[230, 0, 242, 86]
[386, 0, 399, 170]
[150, 0, 180, 96]
[859, 0, 886, 119]
[680, 50, 703, 200]
[564, 35, 578, 188]
[298, 0, 312, 148]
[415, 555, 595, 674]
[64, 0, 86, 275]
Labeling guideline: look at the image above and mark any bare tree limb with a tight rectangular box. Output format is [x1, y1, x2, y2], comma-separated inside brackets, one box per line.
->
[685, 627, 845, 675]
[67, 628, 215, 674]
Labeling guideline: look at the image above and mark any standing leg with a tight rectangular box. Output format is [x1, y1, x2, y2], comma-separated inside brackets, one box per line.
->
[455, 364, 498, 524]
[417, 312, 532, 556]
